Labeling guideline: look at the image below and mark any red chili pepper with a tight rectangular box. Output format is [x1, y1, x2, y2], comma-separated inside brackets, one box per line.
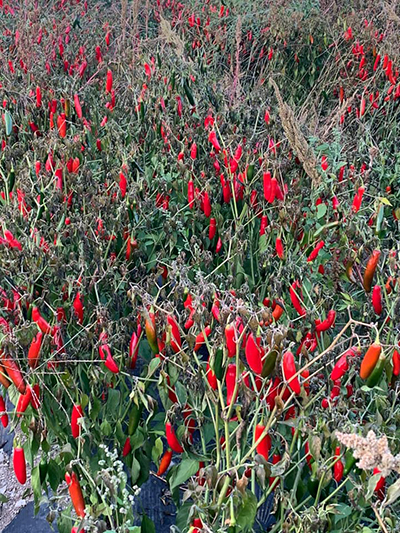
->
[209, 218, 217, 240]
[194, 326, 211, 352]
[36, 86, 42, 107]
[167, 315, 182, 354]
[99, 344, 119, 373]
[28, 331, 43, 369]
[0, 395, 8, 428]
[203, 191, 211, 217]
[65, 471, 86, 517]
[144, 309, 158, 354]
[373, 467, 385, 497]
[333, 446, 344, 482]
[73, 292, 84, 324]
[57, 113, 67, 138]
[31, 384, 40, 409]
[363, 250, 381, 293]
[225, 323, 237, 358]
[122, 437, 131, 457]
[393, 348, 400, 376]
[119, 171, 127, 198]
[289, 280, 306, 317]
[352, 186, 365, 213]
[0, 352, 26, 394]
[215, 237, 222, 253]
[307, 240, 325, 262]
[106, 69, 113, 93]
[263, 172, 272, 201]
[226, 364, 237, 405]
[188, 180, 195, 209]
[13, 446, 26, 485]
[166, 375, 178, 403]
[74, 93, 82, 119]
[206, 356, 217, 390]
[282, 351, 301, 394]
[165, 421, 184, 453]
[275, 237, 284, 259]
[129, 331, 139, 369]
[71, 404, 84, 439]
[32, 306, 52, 335]
[190, 142, 197, 160]
[157, 448, 173, 475]
[372, 285, 382, 315]
[208, 131, 221, 153]
[315, 310, 336, 332]
[254, 424, 271, 460]
[16, 386, 33, 417]
[331, 353, 349, 381]
[245, 333, 263, 374]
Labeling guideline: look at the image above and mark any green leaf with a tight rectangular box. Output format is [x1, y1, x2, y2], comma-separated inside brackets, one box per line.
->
[47, 459, 62, 492]
[141, 514, 156, 533]
[106, 388, 121, 415]
[4, 111, 12, 136]
[152, 437, 164, 463]
[31, 465, 42, 515]
[174, 380, 187, 405]
[169, 458, 199, 492]
[131, 455, 141, 485]
[236, 491, 258, 531]
[0, 492, 9, 503]
[316, 203, 327, 219]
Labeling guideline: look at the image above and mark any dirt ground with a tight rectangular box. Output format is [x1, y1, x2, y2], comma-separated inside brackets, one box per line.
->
[0, 448, 33, 532]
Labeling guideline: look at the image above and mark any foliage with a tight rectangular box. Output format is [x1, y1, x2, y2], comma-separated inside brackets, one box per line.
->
[1, 0, 400, 532]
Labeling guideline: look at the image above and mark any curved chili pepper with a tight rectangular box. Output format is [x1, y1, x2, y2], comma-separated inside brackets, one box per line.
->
[31, 307, 52, 335]
[352, 186, 365, 213]
[129, 331, 139, 369]
[65, 471, 85, 517]
[366, 353, 385, 387]
[215, 237, 222, 253]
[16, 386, 33, 417]
[254, 424, 271, 461]
[290, 280, 306, 317]
[157, 448, 173, 475]
[0, 352, 26, 394]
[99, 344, 119, 373]
[165, 421, 184, 453]
[0, 362, 11, 389]
[206, 356, 217, 390]
[71, 404, 84, 439]
[226, 364, 237, 405]
[27, 331, 43, 369]
[363, 250, 381, 293]
[245, 333, 263, 374]
[57, 113, 67, 138]
[282, 351, 301, 394]
[73, 292, 84, 324]
[307, 240, 325, 262]
[208, 131, 221, 153]
[167, 315, 181, 354]
[333, 447, 344, 482]
[372, 285, 382, 315]
[315, 310, 336, 332]
[13, 446, 26, 484]
[74, 93, 82, 119]
[373, 467, 385, 497]
[0, 395, 8, 428]
[330, 353, 349, 381]
[194, 326, 211, 352]
[225, 323, 237, 358]
[360, 341, 381, 379]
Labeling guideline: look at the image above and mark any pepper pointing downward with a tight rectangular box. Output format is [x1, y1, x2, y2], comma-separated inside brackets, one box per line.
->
[360, 337, 381, 380]
[282, 351, 301, 395]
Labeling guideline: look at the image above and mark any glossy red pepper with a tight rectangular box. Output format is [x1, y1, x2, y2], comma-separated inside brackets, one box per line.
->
[275, 237, 284, 259]
[16, 386, 33, 417]
[32, 306, 52, 335]
[330, 353, 349, 381]
[245, 333, 263, 374]
[209, 218, 217, 240]
[372, 285, 382, 315]
[157, 448, 173, 475]
[73, 292, 84, 324]
[0, 395, 8, 428]
[13, 446, 26, 484]
[106, 69, 113, 93]
[282, 351, 301, 394]
[28, 331, 43, 369]
[315, 310, 336, 332]
[65, 471, 85, 517]
[165, 421, 184, 453]
[254, 424, 271, 460]
[190, 142, 197, 160]
[333, 446, 344, 482]
[307, 240, 325, 262]
[225, 323, 237, 358]
[226, 364, 237, 405]
[129, 331, 139, 369]
[71, 404, 84, 439]
[393, 348, 400, 376]
[167, 315, 181, 354]
[208, 131, 221, 153]
[289, 280, 306, 317]
[99, 344, 119, 373]
[122, 437, 132, 457]
[206, 356, 217, 390]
